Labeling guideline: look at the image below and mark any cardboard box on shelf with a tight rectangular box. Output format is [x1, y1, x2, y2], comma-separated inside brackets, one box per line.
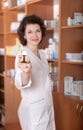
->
[8, 0, 17, 7]
[2, 0, 17, 9]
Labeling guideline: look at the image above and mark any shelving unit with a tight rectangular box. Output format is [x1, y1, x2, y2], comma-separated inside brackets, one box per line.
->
[0, 0, 83, 130]
[59, 0, 83, 93]
[0, 2, 5, 127]
[55, 0, 83, 130]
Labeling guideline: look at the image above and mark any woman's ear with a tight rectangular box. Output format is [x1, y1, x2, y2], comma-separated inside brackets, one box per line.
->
[24, 36, 27, 43]
[24, 35, 26, 39]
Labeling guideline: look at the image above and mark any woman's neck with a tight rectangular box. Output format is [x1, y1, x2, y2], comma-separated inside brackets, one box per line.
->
[27, 44, 39, 56]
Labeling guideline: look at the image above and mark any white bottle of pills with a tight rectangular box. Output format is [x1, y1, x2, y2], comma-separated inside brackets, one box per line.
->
[21, 50, 28, 63]
[67, 17, 73, 26]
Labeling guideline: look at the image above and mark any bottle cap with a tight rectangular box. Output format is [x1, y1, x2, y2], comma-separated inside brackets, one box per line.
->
[48, 38, 53, 44]
[22, 50, 28, 55]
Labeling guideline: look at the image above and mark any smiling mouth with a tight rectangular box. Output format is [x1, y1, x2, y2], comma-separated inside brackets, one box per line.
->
[32, 39, 39, 41]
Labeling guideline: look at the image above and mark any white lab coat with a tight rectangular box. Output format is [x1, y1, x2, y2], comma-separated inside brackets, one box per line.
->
[15, 48, 56, 130]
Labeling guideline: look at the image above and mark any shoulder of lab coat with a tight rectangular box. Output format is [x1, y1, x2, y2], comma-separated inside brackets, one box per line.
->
[14, 52, 32, 90]
[39, 49, 46, 56]
[40, 49, 48, 59]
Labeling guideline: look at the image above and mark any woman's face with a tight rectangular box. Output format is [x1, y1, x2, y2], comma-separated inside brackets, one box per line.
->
[24, 24, 42, 47]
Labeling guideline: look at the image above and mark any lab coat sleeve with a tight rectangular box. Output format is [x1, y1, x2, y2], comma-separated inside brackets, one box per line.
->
[48, 74, 54, 91]
[14, 54, 32, 90]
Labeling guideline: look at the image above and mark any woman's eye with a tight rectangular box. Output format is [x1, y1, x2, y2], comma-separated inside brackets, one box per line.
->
[28, 31, 31, 33]
[36, 30, 41, 32]
[27, 29, 41, 34]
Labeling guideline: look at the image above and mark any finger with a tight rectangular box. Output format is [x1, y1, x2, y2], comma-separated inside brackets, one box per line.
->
[27, 60, 30, 64]
[18, 55, 23, 62]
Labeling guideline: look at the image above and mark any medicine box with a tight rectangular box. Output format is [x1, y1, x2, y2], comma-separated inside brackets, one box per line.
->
[66, 53, 82, 62]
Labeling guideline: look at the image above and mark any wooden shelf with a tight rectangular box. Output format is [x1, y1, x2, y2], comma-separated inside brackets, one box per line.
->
[48, 59, 58, 62]
[5, 32, 17, 35]
[53, 91, 82, 102]
[27, 0, 54, 5]
[27, 0, 44, 4]
[62, 60, 83, 65]
[62, 24, 83, 29]
[47, 27, 58, 31]
[6, 54, 15, 58]
[64, 94, 82, 102]
[2, 5, 25, 11]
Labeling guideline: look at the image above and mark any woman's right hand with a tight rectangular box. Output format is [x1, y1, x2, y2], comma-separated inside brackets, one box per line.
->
[18, 54, 32, 73]
[17, 53, 32, 86]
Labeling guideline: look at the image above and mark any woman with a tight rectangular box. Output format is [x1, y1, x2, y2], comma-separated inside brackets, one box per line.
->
[15, 14, 56, 130]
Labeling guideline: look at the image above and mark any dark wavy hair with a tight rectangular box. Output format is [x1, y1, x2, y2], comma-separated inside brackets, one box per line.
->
[17, 14, 46, 46]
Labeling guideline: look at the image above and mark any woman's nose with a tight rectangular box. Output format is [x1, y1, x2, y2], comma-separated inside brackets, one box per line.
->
[33, 32, 37, 37]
